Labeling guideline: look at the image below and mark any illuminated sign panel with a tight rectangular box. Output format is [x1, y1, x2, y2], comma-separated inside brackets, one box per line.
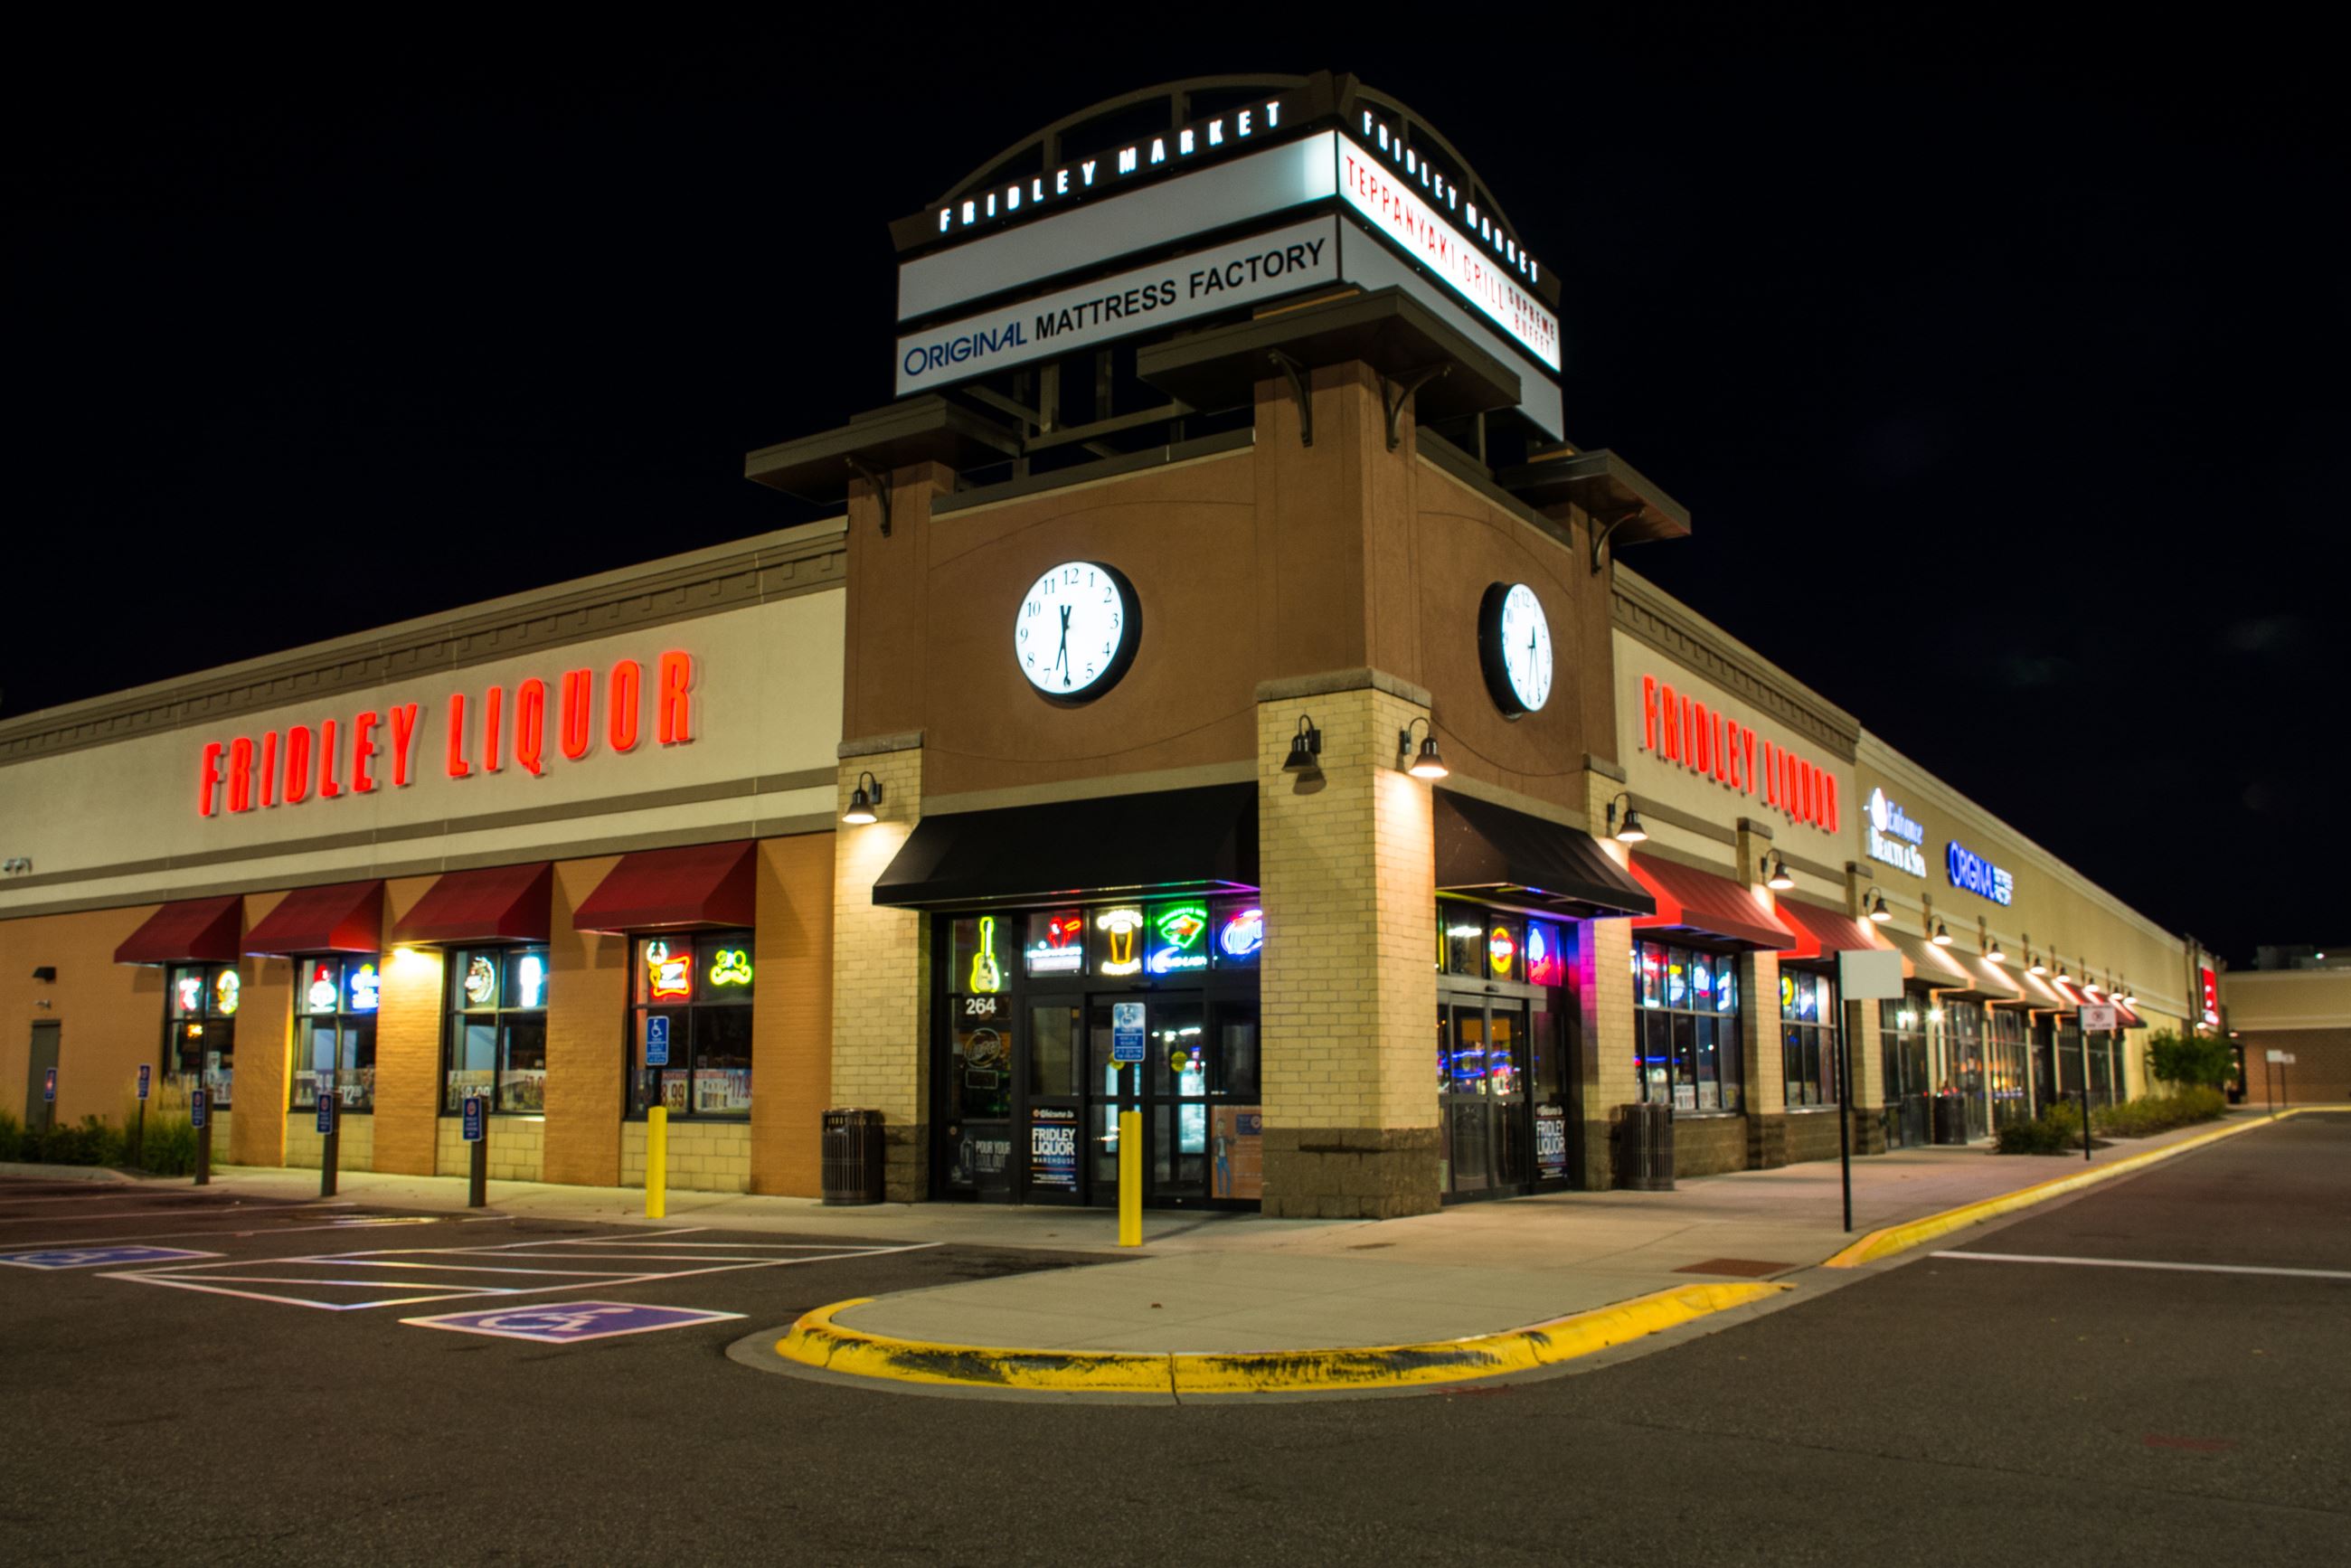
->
[1945, 840, 2015, 906]
[1637, 673, 1841, 834]
[1146, 902, 1210, 975]
[895, 219, 1339, 395]
[1865, 788, 1927, 876]
[195, 651, 695, 818]
[1335, 137, 1559, 371]
[1024, 909, 1086, 976]
[2199, 967, 2220, 1028]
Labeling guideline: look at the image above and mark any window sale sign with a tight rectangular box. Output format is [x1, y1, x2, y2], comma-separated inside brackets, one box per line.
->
[195, 652, 696, 818]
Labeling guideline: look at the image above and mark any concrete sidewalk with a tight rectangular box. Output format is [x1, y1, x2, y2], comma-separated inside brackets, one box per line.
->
[116, 1111, 2296, 1356]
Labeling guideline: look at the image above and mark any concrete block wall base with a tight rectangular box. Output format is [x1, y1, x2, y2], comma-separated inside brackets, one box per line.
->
[1782, 1109, 1845, 1165]
[1671, 1114, 1750, 1178]
[1850, 1111, 1888, 1157]
[1574, 1118, 1613, 1190]
[1261, 1125, 1440, 1219]
[1747, 1111, 1789, 1169]
[883, 1121, 929, 1203]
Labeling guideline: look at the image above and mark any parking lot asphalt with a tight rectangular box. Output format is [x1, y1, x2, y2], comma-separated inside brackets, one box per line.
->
[2, 1114, 2343, 1566]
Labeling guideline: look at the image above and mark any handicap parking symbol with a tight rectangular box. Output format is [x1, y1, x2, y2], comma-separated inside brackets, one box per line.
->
[0, 1246, 219, 1270]
[401, 1299, 743, 1344]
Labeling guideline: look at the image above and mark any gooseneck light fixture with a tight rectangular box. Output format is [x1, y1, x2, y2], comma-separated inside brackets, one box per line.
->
[1764, 851, 1795, 891]
[1931, 921, 1953, 947]
[1863, 886, 1893, 923]
[1398, 718, 1449, 780]
[2025, 937, 2048, 976]
[1984, 929, 2007, 965]
[1283, 715, 1324, 774]
[1605, 792, 1648, 844]
[842, 770, 883, 826]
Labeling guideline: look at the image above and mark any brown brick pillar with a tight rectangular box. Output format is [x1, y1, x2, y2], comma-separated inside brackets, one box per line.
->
[751, 832, 835, 1197]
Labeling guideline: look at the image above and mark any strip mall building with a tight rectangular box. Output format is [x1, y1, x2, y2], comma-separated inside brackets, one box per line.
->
[0, 74, 2214, 1217]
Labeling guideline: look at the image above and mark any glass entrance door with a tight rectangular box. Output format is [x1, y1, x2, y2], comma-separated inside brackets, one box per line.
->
[1440, 999, 1531, 1199]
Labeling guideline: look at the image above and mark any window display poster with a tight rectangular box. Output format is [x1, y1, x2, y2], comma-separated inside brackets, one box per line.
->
[1534, 1104, 1568, 1180]
[1030, 1106, 1080, 1192]
[1210, 1105, 1264, 1201]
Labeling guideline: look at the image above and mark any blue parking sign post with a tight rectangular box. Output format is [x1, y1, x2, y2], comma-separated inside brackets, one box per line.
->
[463, 1093, 488, 1209]
[316, 1088, 339, 1199]
[190, 1088, 210, 1186]
[133, 1064, 151, 1169]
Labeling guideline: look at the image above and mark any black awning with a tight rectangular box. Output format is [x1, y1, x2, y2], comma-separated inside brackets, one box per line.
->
[1433, 789, 1655, 919]
[873, 784, 1257, 911]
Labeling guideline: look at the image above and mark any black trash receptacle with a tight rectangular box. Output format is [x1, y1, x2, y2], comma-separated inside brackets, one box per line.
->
[820, 1109, 885, 1205]
[1614, 1101, 1676, 1191]
[1931, 1093, 1969, 1146]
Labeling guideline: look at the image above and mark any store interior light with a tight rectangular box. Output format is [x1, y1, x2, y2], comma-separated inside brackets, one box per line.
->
[1283, 715, 1323, 774]
[1931, 921, 1952, 946]
[842, 770, 882, 826]
[1764, 852, 1795, 891]
[1606, 792, 1648, 845]
[1398, 718, 1449, 780]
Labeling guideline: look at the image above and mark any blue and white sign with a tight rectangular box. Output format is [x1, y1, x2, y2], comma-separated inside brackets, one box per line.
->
[462, 1094, 486, 1143]
[644, 1015, 671, 1068]
[1947, 840, 2016, 906]
[1111, 1001, 1147, 1064]
[137, 1063, 151, 1101]
[401, 1301, 744, 1345]
[190, 1087, 207, 1129]
[316, 1094, 336, 1136]
[1865, 789, 1927, 877]
[42, 1067, 57, 1102]
[0, 1245, 219, 1270]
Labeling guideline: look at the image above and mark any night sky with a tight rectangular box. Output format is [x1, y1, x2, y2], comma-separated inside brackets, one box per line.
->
[10, 20, 2343, 963]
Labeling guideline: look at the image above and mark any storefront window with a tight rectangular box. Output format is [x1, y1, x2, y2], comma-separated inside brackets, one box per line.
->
[292, 955, 380, 1111]
[1780, 968, 1840, 1107]
[1879, 994, 1931, 1148]
[164, 962, 240, 1108]
[444, 946, 550, 1112]
[1946, 999, 1987, 1138]
[1987, 1006, 2030, 1128]
[1633, 940, 1742, 1113]
[629, 931, 752, 1118]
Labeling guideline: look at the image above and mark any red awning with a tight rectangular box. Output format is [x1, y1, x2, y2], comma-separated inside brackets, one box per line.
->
[573, 841, 757, 934]
[1773, 896, 1885, 962]
[114, 895, 243, 966]
[392, 863, 554, 946]
[244, 880, 385, 957]
[1628, 852, 1793, 950]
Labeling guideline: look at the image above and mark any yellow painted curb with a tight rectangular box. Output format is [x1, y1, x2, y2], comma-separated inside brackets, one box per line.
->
[773, 1280, 1790, 1396]
[1822, 1107, 2344, 1270]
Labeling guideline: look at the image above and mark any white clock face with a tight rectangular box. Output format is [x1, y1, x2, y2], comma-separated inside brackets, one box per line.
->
[1495, 582, 1553, 713]
[1015, 561, 1137, 699]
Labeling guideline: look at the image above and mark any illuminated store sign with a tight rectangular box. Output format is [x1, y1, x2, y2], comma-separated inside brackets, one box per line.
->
[1147, 904, 1209, 975]
[464, 954, 499, 1006]
[1865, 788, 1927, 877]
[1524, 921, 1563, 987]
[2199, 967, 2220, 1028]
[645, 940, 691, 1002]
[1218, 907, 1264, 961]
[213, 970, 241, 1015]
[895, 220, 1338, 395]
[515, 952, 546, 1009]
[1945, 840, 2015, 906]
[175, 974, 203, 1013]
[195, 651, 696, 818]
[709, 947, 754, 989]
[347, 961, 379, 1013]
[1025, 910, 1086, 975]
[1336, 136, 1558, 370]
[306, 962, 338, 1014]
[1096, 906, 1145, 978]
[1638, 674, 1841, 834]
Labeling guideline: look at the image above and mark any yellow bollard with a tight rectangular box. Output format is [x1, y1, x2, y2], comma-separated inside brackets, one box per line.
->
[1117, 1108, 1142, 1247]
[647, 1104, 667, 1219]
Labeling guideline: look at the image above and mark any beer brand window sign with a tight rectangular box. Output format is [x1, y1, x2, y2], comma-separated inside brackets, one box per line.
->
[193, 651, 698, 818]
[1636, 674, 1841, 834]
[1024, 909, 1087, 977]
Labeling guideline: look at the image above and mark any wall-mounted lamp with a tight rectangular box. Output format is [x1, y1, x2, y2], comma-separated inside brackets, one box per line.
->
[1, 856, 32, 875]
[2025, 937, 2047, 976]
[1605, 792, 1647, 844]
[31, 965, 57, 983]
[1763, 851, 1795, 891]
[1984, 926, 2007, 965]
[1931, 921, 1952, 947]
[1283, 715, 1323, 774]
[2056, 959, 2074, 984]
[1862, 887, 1892, 923]
[1398, 718, 1449, 779]
[842, 770, 883, 826]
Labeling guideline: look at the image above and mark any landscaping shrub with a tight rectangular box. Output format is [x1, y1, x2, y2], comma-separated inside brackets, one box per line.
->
[1996, 1117, 2081, 1156]
[2094, 1086, 2225, 1138]
[2147, 1030, 2233, 1091]
[123, 1084, 199, 1176]
[0, 1107, 22, 1162]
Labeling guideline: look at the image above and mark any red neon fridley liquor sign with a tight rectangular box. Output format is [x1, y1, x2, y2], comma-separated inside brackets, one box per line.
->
[1638, 673, 1840, 833]
[196, 652, 694, 817]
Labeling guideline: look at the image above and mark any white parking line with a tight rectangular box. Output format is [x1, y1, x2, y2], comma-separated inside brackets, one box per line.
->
[105, 1238, 939, 1311]
[1933, 1251, 2351, 1280]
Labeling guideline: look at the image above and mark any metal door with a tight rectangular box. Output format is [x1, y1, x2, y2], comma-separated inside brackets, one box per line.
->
[24, 1022, 61, 1134]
